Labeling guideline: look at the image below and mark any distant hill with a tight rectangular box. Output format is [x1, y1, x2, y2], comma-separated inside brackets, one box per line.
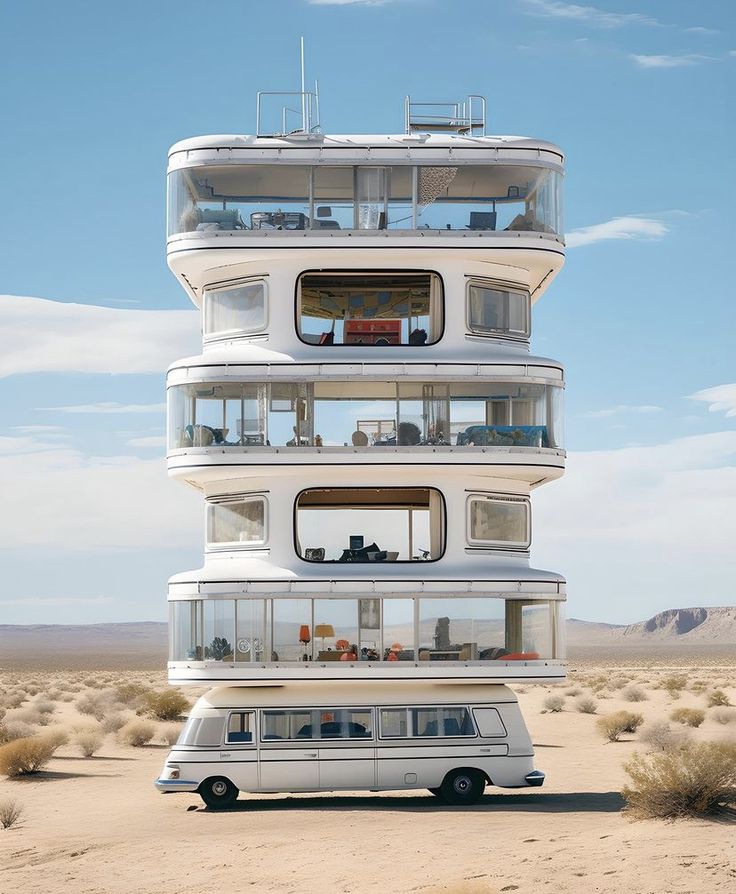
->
[2, 607, 735, 670]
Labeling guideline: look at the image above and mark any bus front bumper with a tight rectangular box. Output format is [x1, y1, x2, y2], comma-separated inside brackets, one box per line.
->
[154, 778, 200, 793]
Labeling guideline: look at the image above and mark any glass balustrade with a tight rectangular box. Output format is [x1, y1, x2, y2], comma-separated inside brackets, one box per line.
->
[168, 163, 563, 238]
[170, 596, 563, 664]
[167, 380, 564, 452]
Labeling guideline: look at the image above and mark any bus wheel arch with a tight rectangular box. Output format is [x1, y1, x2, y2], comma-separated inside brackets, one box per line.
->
[198, 776, 239, 810]
[438, 767, 487, 805]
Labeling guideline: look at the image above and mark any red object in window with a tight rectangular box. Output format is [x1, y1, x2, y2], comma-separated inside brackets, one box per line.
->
[344, 319, 402, 345]
[299, 625, 311, 644]
[335, 638, 350, 650]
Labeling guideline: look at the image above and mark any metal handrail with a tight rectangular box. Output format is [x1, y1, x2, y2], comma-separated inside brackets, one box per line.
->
[256, 89, 321, 137]
[404, 95, 487, 136]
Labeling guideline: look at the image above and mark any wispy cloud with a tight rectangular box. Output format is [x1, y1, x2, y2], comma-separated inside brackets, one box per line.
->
[684, 26, 719, 36]
[689, 383, 736, 418]
[584, 405, 663, 420]
[566, 216, 669, 248]
[0, 295, 199, 378]
[127, 435, 167, 448]
[522, 0, 660, 29]
[40, 402, 166, 415]
[630, 53, 714, 68]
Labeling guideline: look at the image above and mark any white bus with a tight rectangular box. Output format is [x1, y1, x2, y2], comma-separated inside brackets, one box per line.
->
[155, 682, 544, 808]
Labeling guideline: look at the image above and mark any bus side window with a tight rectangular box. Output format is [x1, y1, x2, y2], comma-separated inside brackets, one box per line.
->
[226, 711, 254, 743]
[412, 707, 474, 737]
[472, 707, 507, 738]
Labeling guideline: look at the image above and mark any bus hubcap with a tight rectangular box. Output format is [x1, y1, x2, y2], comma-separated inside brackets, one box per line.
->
[455, 777, 470, 793]
[212, 781, 227, 796]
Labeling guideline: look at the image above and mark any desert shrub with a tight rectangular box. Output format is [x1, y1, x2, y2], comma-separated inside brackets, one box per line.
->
[660, 675, 688, 697]
[0, 721, 35, 743]
[690, 679, 708, 693]
[671, 707, 706, 728]
[119, 720, 156, 747]
[159, 723, 182, 746]
[639, 721, 691, 752]
[34, 699, 56, 716]
[143, 690, 190, 721]
[9, 707, 45, 727]
[542, 694, 565, 713]
[565, 687, 582, 697]
[575, 696, 598, 714]
[100, 713, 128, 734]
[41, 728, 69, 750]
[707, 690, 731, 708]
[623, 742, 736, 818]
[0, 798, 23, 829]
[0, 737, 57, 777]
[115, 682, 150, 706]
[596, 711, 644, 742]
[74, 728, 104, 758]
[1, 692, 26, 710]
[76, 690, 118, 722]
[711, 708, 736, 725]
[621, 685, 647, 703]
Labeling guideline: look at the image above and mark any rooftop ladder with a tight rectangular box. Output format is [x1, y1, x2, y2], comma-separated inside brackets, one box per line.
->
[404, 95, 486, 136]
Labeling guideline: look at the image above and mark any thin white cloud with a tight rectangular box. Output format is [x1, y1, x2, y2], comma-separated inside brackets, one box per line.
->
[0, 295, 199, 378]
[127, 436, 167, 448]
[630, 53, 713, 68]
[40, 402, 166, 415]
[533, 431, 736, 620]
[689, 383, 736, 418]
[522, 0, 660, 28]
[566, 216, 668, 248]
[0, 437, 200, 550]
[684, 26, 719, 36]
[584, 405, 663, 419]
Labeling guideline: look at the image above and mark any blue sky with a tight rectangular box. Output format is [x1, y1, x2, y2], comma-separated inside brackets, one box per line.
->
[1, 0, 734, 625]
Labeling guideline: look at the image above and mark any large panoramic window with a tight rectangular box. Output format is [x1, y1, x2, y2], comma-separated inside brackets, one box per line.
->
[380, 707, 475, 739]
[167, 163, 563, 237]
[295, 487, 445, 562]
[467, 281, 530, 339]
[203, 279, 266, 339]
[206, 496, 266, 548]
[297, 271, 442, 346]
[167, 379, 564, 451]
[467, 495, 530, 549]
[169, 597, 562, 664]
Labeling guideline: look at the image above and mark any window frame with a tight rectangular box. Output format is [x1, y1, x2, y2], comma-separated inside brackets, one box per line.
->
[202, 276, 269, 342]
[294, 486, 446, 564]
[465, 492, 531, 550]
[465, 278, 531, 341]
[259, 707, 375, 742]
[378, 705, 478, 740]
[294, 269, 445, 347]
[472, 707, 508, 739]
[206, 494, 268, 550]
[225, 710, 256, 747]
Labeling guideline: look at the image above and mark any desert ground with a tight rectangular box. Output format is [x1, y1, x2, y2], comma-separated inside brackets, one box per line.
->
[1, 650, 735, 894]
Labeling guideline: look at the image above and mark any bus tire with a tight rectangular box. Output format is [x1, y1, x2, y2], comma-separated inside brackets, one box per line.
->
[428, 787, 442, 798]
[439, 769, 486, 806]
[199, 776, 239, 810]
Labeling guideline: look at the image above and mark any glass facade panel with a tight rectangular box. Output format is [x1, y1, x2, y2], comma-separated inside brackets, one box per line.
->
[168, 164, 562, 237]
[203, 281, 266, 338]
[168, 597, 562, 664]
[468, 497, 530, 548]
[168, 380, 563, 451]
[207, 498, 266, 547]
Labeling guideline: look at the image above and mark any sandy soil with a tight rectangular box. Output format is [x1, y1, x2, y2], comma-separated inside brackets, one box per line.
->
[1, 661, 735, 894]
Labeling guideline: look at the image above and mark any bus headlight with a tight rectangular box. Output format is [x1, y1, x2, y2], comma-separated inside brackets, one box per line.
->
[167, 765, 180, 780]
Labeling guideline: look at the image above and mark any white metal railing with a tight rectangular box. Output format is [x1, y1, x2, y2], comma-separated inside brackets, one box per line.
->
[404, 95, 486, 136]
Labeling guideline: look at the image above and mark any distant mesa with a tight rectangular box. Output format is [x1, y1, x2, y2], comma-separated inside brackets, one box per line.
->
[567, 606, 736, 645]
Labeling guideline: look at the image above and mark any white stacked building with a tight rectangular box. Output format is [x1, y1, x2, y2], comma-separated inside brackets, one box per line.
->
[159, 91, 566, 806]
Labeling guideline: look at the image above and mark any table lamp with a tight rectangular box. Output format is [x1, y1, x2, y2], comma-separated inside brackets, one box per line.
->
[314, 623, 335, 651]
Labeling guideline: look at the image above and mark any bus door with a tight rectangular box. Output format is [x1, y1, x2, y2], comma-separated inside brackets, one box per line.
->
[317, 708, 376, 791]
[258, 709, 320, 791]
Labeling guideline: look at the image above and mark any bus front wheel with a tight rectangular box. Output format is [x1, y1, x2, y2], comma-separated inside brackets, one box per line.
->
[199, 776, 239, 810]
[439, 769, 486, 806]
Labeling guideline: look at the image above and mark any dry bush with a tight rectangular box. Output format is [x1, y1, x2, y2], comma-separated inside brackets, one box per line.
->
[119, 719, 156, 747]
[0, 737, 58, 777]
[542, 694, 565, 713]
[1, 692, 26, 710]
[690, 679, 708, 694]
[596, 711, 644, 742]
[660, 674, 688, 697]
[671, 707, 706, 728]
[34, 699, 56, 716]
[0, 720, 36, 744]
[711, 708, 736, 725]
[623, 742, 736, 818]
[76, 690, 119, 722]
[8, 707, 46, 727]
[115, 682, 150, 707]
[639, 721, 691, 752]
[41, 728, 69, 750]
[565, 687, 582, 697]
[159, 723, 182, 746]
[74, 728, 104, 758]
[100, 713, 128, 734]
[621, 685, 647, 703]
[707, 690, 731, 708]
[575, 696, 598, 714]
[143, 690, 190, 721]
[0, 798, 23, 829]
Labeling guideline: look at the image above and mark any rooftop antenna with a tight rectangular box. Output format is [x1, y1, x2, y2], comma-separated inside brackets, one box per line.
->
[256, 37, 321, 138]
